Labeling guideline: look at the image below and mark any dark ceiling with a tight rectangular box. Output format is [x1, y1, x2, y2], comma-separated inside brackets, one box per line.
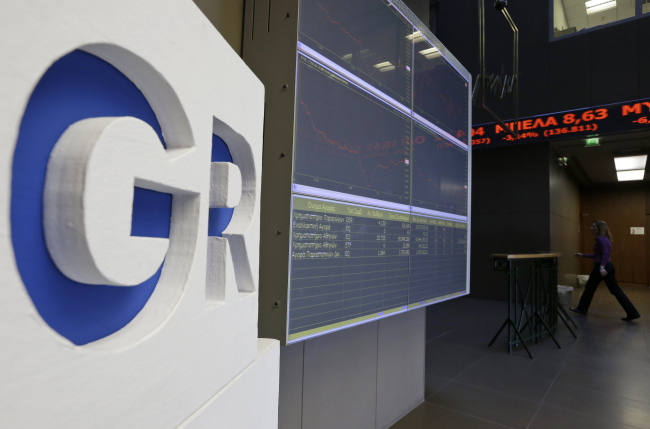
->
[552, 129, 650, 185]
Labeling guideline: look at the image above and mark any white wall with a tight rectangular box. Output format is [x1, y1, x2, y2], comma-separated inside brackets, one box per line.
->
[554, 0, 569, 31]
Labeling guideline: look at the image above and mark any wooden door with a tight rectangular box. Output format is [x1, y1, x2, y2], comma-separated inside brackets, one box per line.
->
[579, 184, 647, 284]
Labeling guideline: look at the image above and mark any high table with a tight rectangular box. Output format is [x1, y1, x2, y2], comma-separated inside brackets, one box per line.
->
[488, 253, 577, 359]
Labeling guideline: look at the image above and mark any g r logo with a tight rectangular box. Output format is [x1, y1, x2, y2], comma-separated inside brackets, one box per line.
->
[12, 47, 256, 347]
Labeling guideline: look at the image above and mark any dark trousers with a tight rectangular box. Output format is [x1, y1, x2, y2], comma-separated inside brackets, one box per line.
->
[577, 262, 640, 317]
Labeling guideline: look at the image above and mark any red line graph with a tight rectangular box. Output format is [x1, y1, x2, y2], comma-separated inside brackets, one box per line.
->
[299, 99, 407, 188]
[415, 71, 461, 119]
[315, 1, 363, 50]
[416, 171, 440, 188]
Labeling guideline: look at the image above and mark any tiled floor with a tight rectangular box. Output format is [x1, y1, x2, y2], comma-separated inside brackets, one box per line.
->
[390, 283, 650, 429]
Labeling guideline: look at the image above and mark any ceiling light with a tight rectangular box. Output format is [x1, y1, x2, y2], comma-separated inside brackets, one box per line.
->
[586, 0, 616, 14]
[617, 170, 645, 181]
[586, 0, 613, 7]
[614, 155, 647, 171]
[373, 61, 395, 72]
[406, 31, 425, 42]
[419, 47, 441, 59]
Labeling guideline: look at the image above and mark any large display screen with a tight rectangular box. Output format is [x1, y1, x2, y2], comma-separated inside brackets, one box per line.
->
[288, 0, 470, 343]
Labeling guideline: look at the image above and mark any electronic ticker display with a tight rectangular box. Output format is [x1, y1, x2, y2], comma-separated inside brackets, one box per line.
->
[471, 98, 650, 148]
[288, 0, 471, 343]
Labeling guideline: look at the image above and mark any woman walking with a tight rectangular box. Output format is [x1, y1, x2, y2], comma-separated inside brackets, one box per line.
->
[572, 220, 641, 321]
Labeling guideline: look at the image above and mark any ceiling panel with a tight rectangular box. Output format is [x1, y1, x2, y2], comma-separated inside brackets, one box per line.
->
[618, 3, 636, 19]
[570, 15, 589, 30]
[566, 3, 586, 20]
[564, 0, 585, 6]
[587, 8, 618, 27]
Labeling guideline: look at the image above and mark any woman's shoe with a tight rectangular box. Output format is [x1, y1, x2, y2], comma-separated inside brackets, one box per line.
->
[622, 315, 640, 322]
[570, 307, 587, 315]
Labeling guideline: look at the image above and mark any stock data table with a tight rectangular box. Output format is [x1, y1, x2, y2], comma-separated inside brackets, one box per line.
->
[409, 214, 467, 307]
[288, 196, 467, 342]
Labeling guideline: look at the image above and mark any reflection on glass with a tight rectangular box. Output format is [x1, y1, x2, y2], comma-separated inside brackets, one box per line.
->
[299, 0, 412, 105]
[413, 36, 469, 143]
[410, 123, 468, 216]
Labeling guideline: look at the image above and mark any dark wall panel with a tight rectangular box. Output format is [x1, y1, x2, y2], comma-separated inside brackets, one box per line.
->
[549, 148, 581, 286]
[639, 17, 650, 98]
[434, 0, 478, 72]
[471, 143, 551, 300]
[507, 1, 552, 118]
[548, 35, 592, 113]
[518, 42, 551, 118]
[589, 22, 639, 106]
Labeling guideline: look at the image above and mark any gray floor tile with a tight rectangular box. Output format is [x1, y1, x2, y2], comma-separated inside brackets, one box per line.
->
[566, 343, 650, 369]
[543, 382, 650, 429]
[391, 402, 513, 429]
[563, 350, 650, 381]
[528, 404, 638, 429]
[424, 374, 451, 399]
[390, 288, 650, 429]
[475, 348, 564, 381]
[455, 364, 554, 402]
[424, 353, 476, 379]
[428, 381, 539, 428]
[555, 364, 650, 404]
[425, 339, 487, 379]
[571, 331, 648, 360]
[426, 338, 489, 363]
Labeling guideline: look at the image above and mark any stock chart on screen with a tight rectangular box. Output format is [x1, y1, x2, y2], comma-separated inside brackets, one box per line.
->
[287, 0, 470, 343]
[294, 54, 411, 205]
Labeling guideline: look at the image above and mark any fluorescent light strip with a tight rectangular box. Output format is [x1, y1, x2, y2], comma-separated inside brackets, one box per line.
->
[617, 170, 645, 181]
[419, 47, 441, 59]
[614, 155, 647, 171]
[373, 61, 395, 72]
[585, 0, 613, 7]
[406, 31, 424, 42]
[586, 0, 616, 14]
